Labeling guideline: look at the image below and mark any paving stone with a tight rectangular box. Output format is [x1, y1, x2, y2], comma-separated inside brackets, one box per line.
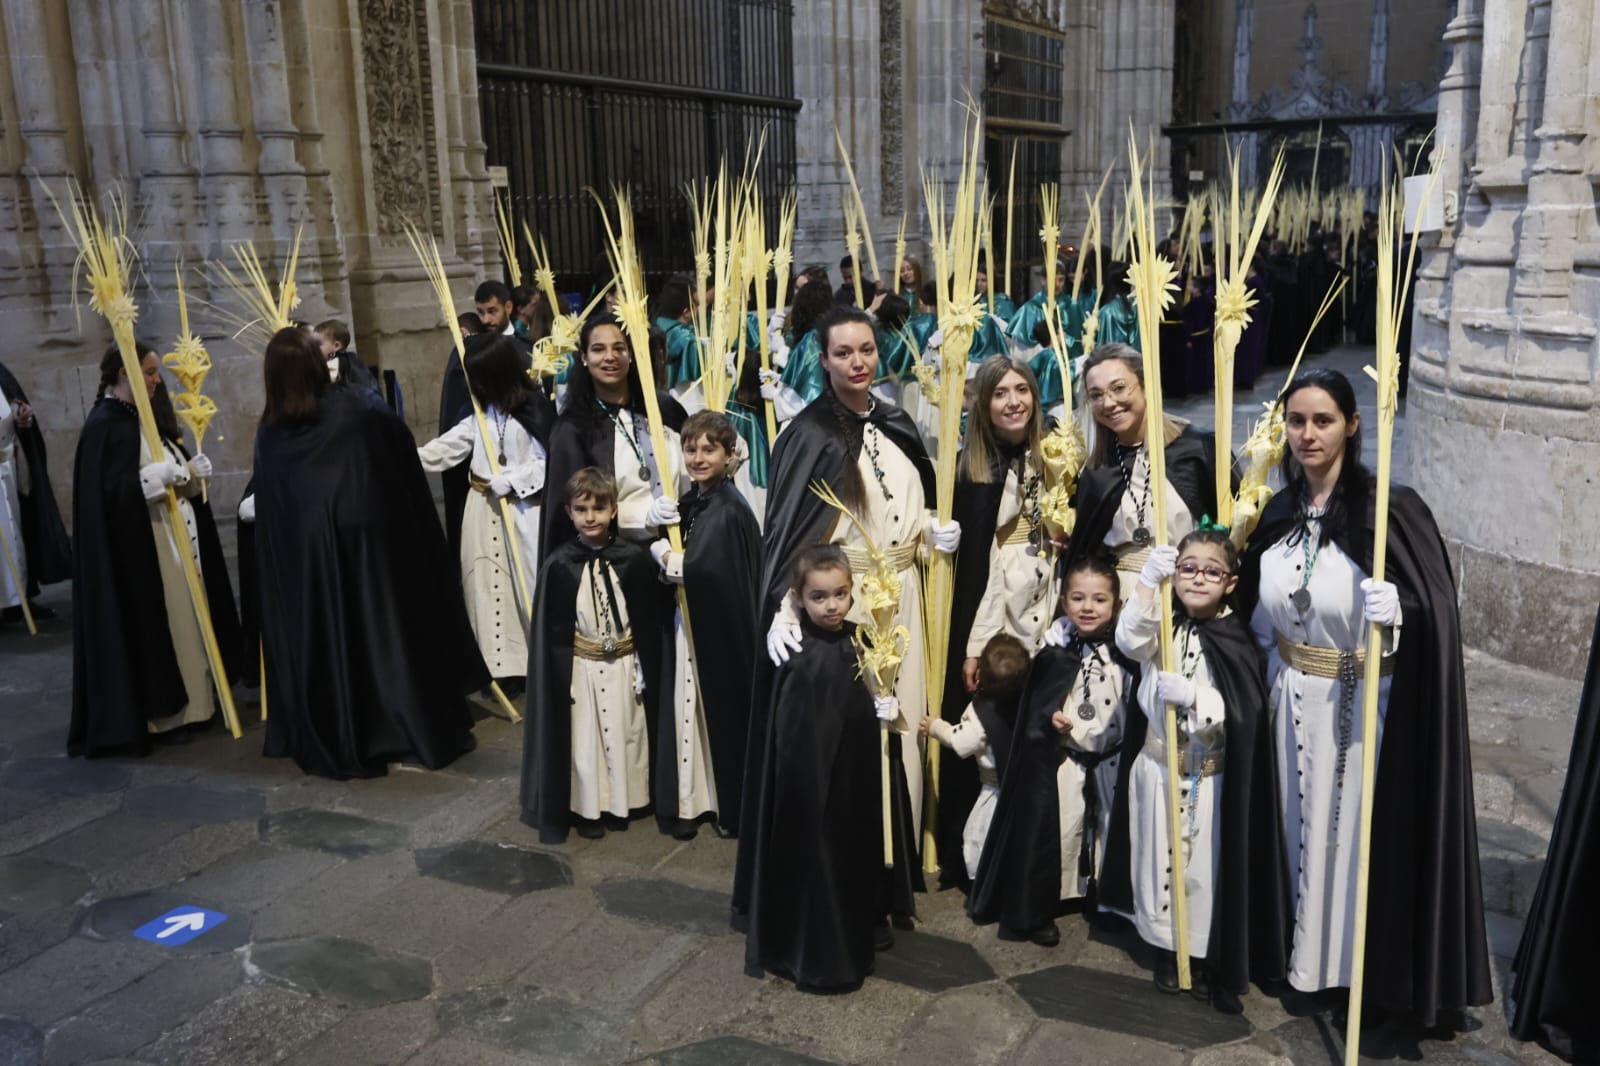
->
[0, 938, 164, 1026]
[872, 930, 997, 993]
[890, 983, 1034, 1066]
[78, 891, 251, 957]
[1270, 1014, 1522, 1066]
[0, 855, 91, 915]
[414, 841, 573, 897]
[401, 1036, 543, 1066]
[0, 903, 79, 973]
[276, 999, 437, 1066]
[515, 910, 700, 1009]
[136, 982, 344, 1066]
[29, 812, 196, 874]
[165, 842, 343, 914]
[91, 821, 259, 899]
[122, 784, 265, 825]
[407, 779, 520, 849]
[0, 792, 123, 858]
[440, 743, 522, 781]
[248, 936, 433, 1008]
[337, 873, 507, 960]
[729, 974, 930, 1065]
[1009, 963, 1252, 1049]
[0, 757, 129, 796]
[592, 877, 732, 937]
[39, 953, 243, 1064]
[259, 808, 408, 858]
[634, 938, 765, 1051]
[432, 885, 594, 994]
[0, 1016, 43, 1066]
[249, 850, 415, 942]
[1190, 1038, 1294, 1065]
[435, 984, 629, 1063]
[654, 1035, 839, 1065]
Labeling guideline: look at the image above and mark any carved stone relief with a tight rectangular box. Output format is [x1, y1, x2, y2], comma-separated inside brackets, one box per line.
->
[360, 0, 442, 236]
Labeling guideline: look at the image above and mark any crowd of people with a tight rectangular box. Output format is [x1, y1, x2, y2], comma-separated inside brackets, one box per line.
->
[0, 226, 1508, 1045]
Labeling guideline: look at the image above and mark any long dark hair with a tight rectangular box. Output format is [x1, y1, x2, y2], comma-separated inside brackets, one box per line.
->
[815, 305, 879, 517]
[262, 326, 327, 426]
[1278, 368, 1370, 547]
[150, 382, 183, 443]
[99, 341, 157, 391]
[562, 312, 646, 424]
[787, 277, 836, 343]
[464, 335, 533, 414]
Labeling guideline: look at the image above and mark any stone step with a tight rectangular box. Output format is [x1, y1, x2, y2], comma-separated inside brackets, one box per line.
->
[1475, 816, 1549, 920]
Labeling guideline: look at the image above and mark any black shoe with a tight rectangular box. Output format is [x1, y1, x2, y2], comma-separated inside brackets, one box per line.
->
[1188, 960, 1212, 1003]
[27, 602, 55, 620]
[574, 820, 605, 839]
[150, 728, 192, 747]
[1212, 988, 1244, 1015]
[1153, 952, 1181, 994]
[873, 921, 894, 951]
[890, 913, 915, 932]
[1028, 922, 1061, 947]
[671, 823, 699, 842]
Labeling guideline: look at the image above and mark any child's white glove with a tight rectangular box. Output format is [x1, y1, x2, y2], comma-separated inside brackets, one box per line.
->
[238, 494, 256, 523]
[188, 454, 213, 479]
[1043, 617, 1075, 649]
[1138, 545, 1179, 589]
[488, 473, 515, 498]
[140, 460, 184, 501]
[873, 695, 900, 723]
[766, 616, 803, 665]
[645, 495, 680, 528]
[1360, 578, 1402, 626]
[926, 517, 962, 555]
[1155, 671, 1197, 709]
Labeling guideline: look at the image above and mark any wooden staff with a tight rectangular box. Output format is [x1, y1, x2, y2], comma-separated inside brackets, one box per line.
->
[1123, 132, 1191, 990]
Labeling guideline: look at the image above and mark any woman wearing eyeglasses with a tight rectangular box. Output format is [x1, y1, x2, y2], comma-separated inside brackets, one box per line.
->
[1059, 344, 1223, 604]
[1235, 368, 1488, 1028]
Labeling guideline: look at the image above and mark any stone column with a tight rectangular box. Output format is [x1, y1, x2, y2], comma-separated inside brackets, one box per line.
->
[131, 0, 202, 268]
[188, 0, 256, 249]
[1060, 0, 1103, 240]
[1098, 0, 1174, 210]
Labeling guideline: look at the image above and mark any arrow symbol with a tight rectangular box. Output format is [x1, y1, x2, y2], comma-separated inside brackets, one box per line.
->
[156, 912, 206, 939]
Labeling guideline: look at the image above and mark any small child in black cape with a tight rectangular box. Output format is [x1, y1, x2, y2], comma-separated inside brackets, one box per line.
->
[921, 633, 1030, 883]
[968, 553, 1136, 947]
[520, 468, 665, 843]
[1114, 526, 1288, 1014]
[744, 544, 917, 994]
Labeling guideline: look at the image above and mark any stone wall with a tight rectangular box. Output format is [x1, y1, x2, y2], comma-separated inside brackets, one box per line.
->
[1411, 0, 1600, 678]
[0, 0, 494, 527]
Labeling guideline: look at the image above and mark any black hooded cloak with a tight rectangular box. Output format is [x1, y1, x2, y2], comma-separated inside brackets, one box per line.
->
[0, 361, 70, 588]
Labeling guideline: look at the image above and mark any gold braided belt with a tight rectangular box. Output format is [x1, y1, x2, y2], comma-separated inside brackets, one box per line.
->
[573, 632, 635, 661]
[1140, 732, 1224, 777]
[841, 539, 920, 575]
[468, 474, 495, 496]
[999, 516, 1038, 548]
[1116, 547, 1153, 574]
[1276, 636, 1395, 679]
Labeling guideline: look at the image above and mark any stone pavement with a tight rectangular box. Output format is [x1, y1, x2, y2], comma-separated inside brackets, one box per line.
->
[0, 344, 1582, 1066]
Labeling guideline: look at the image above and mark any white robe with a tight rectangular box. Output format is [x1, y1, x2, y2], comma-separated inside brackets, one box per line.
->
[659, 552, 719, 822]
[569, 554, 651, 820]
[138, 435, 212, 734]
[610, 413, 687, 545]
[0, 392, 25, 608]
[417, 409, 545, 678]
[1250, 515, 1397, 992]
[1054, 640, 1130, 901]
[927, 706, 997, 880]
[1116, 598, 1226, 958]
[966, 462, 1057, 657]
[1100, 444, 1195, 602]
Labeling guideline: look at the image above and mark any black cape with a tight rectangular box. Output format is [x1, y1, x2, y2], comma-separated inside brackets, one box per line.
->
[254, 387, 486, 779]
[678, 480, 762, 835]
[519, 537, 668, 843]
[1509, 602, 1600, 1062]
[0, 361, 70, 588]
[732, 396, 935, 921]
[1239, 482, 1491, 1023]
[540, 393, 687, 557]
[68, 399, 189, 756]
[743, 619, 918, 993]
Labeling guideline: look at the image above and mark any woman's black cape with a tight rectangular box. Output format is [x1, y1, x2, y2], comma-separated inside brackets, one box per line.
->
[744, 620, 917, 993]
[519, 538, 668, 843]
[679, 480, 762, 835]
[731, 397, 934, 922]
[68, 400, 188, 757]
[540, 393, 687, 557]
[1509, 603, 1600, 1062]
[1238, 482, 1491, 1023]
[253, 388, 486, 779]
[0, 360, 71, 587]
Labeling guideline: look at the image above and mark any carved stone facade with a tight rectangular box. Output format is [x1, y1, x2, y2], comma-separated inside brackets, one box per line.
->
[0, 0, 495, 519]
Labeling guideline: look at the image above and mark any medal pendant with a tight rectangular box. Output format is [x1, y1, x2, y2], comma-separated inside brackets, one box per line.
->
[1133, 526, 1153, 547]
[1077, 701, 1097, 722]
[497, 453, 508, 466]
[602, 636, 617, 655]
[1290, 587, 1312, 612]
[639, 464, 651, 482]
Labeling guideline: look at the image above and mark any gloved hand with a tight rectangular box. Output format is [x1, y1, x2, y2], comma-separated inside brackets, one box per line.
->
[758, 367, 782, 400]
[1043, 617, 1075, 649]
[927, 329, 945, 352]
[649, 539, 683, 583]
[1360, 578, 1402, 626]
[645, 495, 680, 529]
[927, 517, 962, 555]
[769, 335, 790, 370]
[1155, 671, 1197, 709]
[768, 308, 787, 332]
[724, 350, 739, 377]
[488, 473, 515, 498]
[140, 460, 184, 502]
[188, 454, 213, 479]
[766, 616, 803, 665]
[1138, 545, 1179, 589]
[633, 654, 647, 696]
[873, 695, 900, 723]
[238, 494, 256, 523]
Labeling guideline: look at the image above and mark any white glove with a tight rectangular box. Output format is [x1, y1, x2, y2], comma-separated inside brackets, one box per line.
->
[1138, 545, 1179, 589]
[140, 460, 184, 501]
[927, 517, 962, 555]
[873, 695, 900, 723]
[651, 539, 686, 584]
[1155, 671, 1197, 709]
[758, 367, 781, 400]
[645, 495, 680, 528]
[1360, 578, 1402, 627]
[769, 334, 790, 370]
[632, 654, 647, 696]
[766, 616, 803, 665]
[927, 329, 945, 352]
[724, 350, 739, 377]
[1044, 617, 1075, 649]
[238, 494, 256, 523]
[488, 473, 514, 498]
[188, 454, 213, 479]
[768, 308, 787, 332]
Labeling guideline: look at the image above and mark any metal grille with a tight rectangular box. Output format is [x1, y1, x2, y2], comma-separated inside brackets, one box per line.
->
[475, 0, 798, 293]
[983, 16, 1066, 297]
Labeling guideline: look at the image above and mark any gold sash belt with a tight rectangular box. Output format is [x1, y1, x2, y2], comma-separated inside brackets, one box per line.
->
[1141, 733, 1224, 777]
[841, 539, 920, 575]
[999, 517, 1038, 548]
[1116, 547, 1152, 574]
[468, 474, 494, 496]
[1276, 636, 1395, 679]
[573, 632, 635, 660]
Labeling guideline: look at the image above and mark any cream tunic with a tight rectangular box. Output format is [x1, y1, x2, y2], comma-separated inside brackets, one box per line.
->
[138, 435, 212, 733]
[610, 412, 687, 544]
[1054, 640, 1131, 901]
[0, 392, 24, 608]
[660, 549, 719, 824]
[417, 409, 545, 677]
[967, 462, 1057, 657]
[569, 554, 651, 820]
[1101, 443, 1195, 602]
[927, 706, 997, 880]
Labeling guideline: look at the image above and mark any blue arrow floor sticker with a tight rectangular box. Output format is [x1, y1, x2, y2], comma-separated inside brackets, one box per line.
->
[132, 906, 229, 946]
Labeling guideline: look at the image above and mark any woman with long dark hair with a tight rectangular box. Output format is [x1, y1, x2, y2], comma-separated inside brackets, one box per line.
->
[253, 326, 486, 778]
[417, 334, 552, 688]
[1237, 367, 1489, 1027]
[774, 278, 838, 405]
[541, 313, 688, 555]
